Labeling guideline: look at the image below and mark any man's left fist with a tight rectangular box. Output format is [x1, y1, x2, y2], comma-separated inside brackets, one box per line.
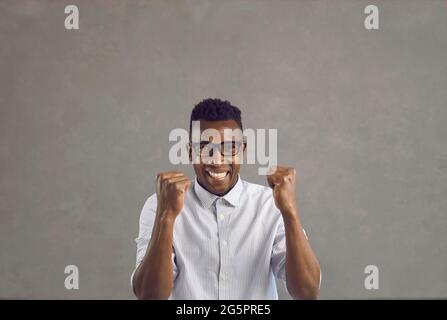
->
[267, 166, 298, 216]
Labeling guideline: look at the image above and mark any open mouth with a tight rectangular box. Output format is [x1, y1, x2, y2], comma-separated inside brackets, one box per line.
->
[205, 169, 230, 182]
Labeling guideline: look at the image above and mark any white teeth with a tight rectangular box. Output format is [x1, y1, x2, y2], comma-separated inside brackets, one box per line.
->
[208, 171, 227, 179]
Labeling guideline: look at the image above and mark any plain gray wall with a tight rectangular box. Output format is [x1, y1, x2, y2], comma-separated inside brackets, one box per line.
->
[0, 0, 446, 299]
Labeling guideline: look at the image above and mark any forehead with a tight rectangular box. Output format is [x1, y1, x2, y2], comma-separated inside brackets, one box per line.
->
[198, 119, 240, 132]
[192, 119, 242, 142]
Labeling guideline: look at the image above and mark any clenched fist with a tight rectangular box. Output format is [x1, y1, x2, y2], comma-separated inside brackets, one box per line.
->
[155, 171, 190, 221]
[267, 166, 298, 216]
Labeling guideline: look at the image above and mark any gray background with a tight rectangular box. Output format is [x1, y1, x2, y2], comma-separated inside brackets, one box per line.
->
[0, 0, 446, 299]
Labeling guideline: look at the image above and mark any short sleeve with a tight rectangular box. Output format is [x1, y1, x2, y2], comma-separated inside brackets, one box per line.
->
[130, 194, 178, 291]
[271, 218, 287, 282]
[271, 219, 310, 283]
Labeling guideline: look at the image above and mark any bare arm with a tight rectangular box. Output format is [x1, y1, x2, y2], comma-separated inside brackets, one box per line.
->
[132, 172, 190, 300]
[267, 166, 321, 300]
[283, 211, 321, 300]
[132, 213, 175, 299]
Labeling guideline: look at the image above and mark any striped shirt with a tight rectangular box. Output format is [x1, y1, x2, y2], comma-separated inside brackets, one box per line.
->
[132, 175, 310, 299]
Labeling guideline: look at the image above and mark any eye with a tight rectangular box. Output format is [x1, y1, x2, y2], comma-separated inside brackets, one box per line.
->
[222, 141, 238, 155]
[223, 142, 232, 151]
[199, 142, 207, 149]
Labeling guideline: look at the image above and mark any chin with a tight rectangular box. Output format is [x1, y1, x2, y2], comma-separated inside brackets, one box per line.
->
[200, 172, 235, 195]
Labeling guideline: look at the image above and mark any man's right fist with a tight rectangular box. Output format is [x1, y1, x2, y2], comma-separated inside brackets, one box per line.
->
[155, 171, 190, 220]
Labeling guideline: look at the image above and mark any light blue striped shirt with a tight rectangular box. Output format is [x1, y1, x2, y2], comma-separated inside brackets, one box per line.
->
[132, 175, 311, 299]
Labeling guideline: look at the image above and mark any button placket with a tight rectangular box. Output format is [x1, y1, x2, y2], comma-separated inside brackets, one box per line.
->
[216, 199, 231, 299]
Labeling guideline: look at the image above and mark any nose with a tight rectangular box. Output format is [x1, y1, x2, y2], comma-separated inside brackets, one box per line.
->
[208, 147, 224, 165]
[206, 144, 237, 165]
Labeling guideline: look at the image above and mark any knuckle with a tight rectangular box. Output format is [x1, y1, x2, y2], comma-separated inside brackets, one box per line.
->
[174, 182, 181, 187]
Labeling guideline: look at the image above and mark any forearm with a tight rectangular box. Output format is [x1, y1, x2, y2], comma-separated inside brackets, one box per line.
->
[133, 214, 175, 300]
[283, 212, 321, 300]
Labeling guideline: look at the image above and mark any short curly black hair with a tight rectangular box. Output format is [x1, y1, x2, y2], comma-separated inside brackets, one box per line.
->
[189, 98, 243, 138]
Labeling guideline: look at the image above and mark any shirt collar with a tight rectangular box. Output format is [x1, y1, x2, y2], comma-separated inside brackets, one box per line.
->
[193, 175, 243, 209]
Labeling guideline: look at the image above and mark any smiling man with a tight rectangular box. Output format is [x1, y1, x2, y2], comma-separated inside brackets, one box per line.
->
[131, 98, 321, 300]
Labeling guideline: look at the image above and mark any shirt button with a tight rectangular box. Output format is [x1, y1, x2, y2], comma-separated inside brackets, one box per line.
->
[222, 240, 228, 247]
[218, 214, 224, 221]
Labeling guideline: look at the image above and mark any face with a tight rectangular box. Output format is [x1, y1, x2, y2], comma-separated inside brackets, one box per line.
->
[189, 119, 245, 196]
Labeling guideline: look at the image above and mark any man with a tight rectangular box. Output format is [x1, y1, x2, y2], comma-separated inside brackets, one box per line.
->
[132, 98, 321, 299]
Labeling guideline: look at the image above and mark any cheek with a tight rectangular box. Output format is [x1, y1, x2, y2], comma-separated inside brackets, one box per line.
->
[228, 153, 243, 165]
[231, 164, 240, 175]
[193, 165, 204, 175]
